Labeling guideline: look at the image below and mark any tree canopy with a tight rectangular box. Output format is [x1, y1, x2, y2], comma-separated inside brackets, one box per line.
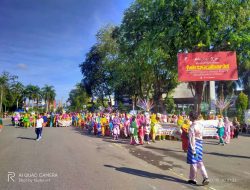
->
[78, 0, 250, 113]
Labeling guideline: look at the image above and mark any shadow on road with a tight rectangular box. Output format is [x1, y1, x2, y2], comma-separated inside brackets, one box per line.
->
[144, 146, 186, 162]
[102, 138, 129, 145]
[104, 164, 188, 184]
[203, 141, 219, 145]
[144, 146, 185, 153]
[204, 152, 250, 159]
[17, 137, 36, 140]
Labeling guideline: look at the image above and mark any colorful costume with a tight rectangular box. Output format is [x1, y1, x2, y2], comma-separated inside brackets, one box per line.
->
[101, 116, 107, 136]
[150, 114, 158, 142]
[138, 126, 144, 145]
[0, 118, 3, 132]
[23, 114, 30, 128]
[217, 119, 225, 145]
[144, 113, 151, 144]
[232, 117, 240, 138]
[181, 120, 190, 152]
[112, 116, 120, 140]
[130, 120, 139, 145]
[224, 117, 232, 144]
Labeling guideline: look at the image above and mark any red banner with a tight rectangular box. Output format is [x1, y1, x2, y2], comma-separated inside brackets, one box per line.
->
[178, 51, 238, 82]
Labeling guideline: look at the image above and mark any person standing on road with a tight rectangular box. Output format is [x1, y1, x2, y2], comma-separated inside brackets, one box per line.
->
[181, 119, 190, 152]
[42, 113, 48, 127]
[187, 111, 209, 185]
[224, 117, 232, 144]
[232, 117, 240, 138]
[130, 116, 139, 145]
[35, 114, 44, 141]
[0, 118, 3, 133]
[217, 118, 225, 145]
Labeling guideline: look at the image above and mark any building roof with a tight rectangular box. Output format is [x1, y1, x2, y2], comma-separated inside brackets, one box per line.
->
[172, 83, 194, 99]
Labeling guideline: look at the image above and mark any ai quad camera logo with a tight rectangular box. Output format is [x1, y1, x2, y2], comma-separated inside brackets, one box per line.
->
[8, 172, 15, 182]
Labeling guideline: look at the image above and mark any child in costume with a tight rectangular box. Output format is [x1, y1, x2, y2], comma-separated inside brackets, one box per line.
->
[144, 113, 151, 144]
[150, 114, 158, 143]
[217, 118, 225, 145]
[123, 115, 130, 138]
[130, 116, 139, 145]
[223, 117, 232, 144]
[112, 115, 120, 140]
[138, 125, 144, 145]
[109, 119, 114, 137]
[101, 115, 107, 136]
[232, 117, 240, 138]
[23, 114, 30, 128]
[13, 113, 20, 127]
[181, 119, 190, 152]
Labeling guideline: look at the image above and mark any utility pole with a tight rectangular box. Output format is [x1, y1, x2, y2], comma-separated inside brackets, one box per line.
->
[209, 81, 216, 113]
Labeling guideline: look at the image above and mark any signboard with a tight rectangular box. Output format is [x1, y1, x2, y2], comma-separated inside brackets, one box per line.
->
[158, 120, 219, 139]
[198, 120, 219, 137]
[158, 123, 181, 139]
[178, 51, 238, 81]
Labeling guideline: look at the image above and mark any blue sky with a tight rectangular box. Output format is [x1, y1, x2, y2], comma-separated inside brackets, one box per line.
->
[0, 0, 133, 102]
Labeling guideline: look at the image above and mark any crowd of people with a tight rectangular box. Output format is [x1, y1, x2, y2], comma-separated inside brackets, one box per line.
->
[11, 111, 243, 146]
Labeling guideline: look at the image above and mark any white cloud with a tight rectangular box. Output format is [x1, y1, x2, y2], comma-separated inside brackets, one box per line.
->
[17, 63, 28, 70]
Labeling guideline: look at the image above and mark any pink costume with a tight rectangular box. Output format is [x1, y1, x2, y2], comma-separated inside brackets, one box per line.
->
[224, 117, 232, 144]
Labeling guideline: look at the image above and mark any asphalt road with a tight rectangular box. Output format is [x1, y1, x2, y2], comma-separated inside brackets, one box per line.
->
[0, 119, 249, 190]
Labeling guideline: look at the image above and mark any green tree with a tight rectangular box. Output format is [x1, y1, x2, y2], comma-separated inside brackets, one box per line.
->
[165, 96, 176, 114]
[25, 85, 41, 109]
[120, 0, 249, 113]
[236, 91, 248, 123]
[0, 72, 18, 114]
[117, 1, 180, 111]
[42, 85, 56, 112]
[10, 82, 25, 110]
[77, 0, 249, 114]
[68, 83, 90, 112]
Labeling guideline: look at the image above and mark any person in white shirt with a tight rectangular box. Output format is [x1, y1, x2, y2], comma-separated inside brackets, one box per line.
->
[187, 111, 209, 185]
[35, 114, 44, 141]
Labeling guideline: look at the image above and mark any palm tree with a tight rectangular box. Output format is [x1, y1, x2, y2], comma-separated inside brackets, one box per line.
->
[10, 82, 24, 109]
[0, 72, 18, 114]
[42, 85, 56, 112]
[25, 85, 41, 109]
